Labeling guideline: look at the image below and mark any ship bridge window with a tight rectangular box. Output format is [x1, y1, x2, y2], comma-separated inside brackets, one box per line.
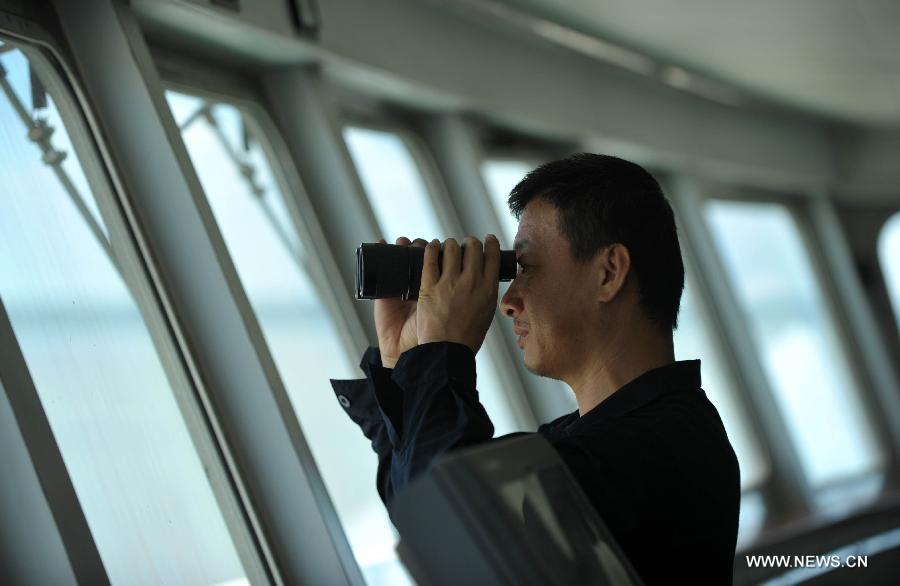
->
[0, 43, 247, 585]
[705, 200, 882, 492]
[482, 158, 534, 246]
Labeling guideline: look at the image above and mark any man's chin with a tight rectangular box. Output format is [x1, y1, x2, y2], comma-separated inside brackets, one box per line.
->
[521, 351, 535, 372]
[523, 353, 564, 382]
[522, 353, 544, 377]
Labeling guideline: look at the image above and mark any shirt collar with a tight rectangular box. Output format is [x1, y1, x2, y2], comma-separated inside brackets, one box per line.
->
[568, 359, 701, 431]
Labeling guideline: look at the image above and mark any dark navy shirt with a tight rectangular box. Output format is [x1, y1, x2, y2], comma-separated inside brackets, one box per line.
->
[330, 341, 740, 585]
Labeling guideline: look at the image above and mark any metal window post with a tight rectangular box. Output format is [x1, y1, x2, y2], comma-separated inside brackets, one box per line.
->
[417, 113, 565, 428]
[807, 197, 900, 485]
[261, 66, 383, 349]
[0, 298, 110, 585]
[52, 1, 363, 583]
[240, 95, 375, 368]
[669, 174, 814, 524]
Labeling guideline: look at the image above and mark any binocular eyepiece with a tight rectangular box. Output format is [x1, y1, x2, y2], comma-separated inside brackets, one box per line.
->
[356, 242, 517, 300]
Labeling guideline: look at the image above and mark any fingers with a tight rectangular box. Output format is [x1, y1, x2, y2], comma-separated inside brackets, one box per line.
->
[421, 238, 441, 291]
[441, 238, 461, 279]
[393, 236, 429, 248]
[461, 236, 484, 280]
[426, 236, 499, 292]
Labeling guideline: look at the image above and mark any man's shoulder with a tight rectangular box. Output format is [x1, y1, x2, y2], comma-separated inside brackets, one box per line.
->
[545, 393, 739, 474]
[536, 410, 579, 440]
[535, 390, 738, 457]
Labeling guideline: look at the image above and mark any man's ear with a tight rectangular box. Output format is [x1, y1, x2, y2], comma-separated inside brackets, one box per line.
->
[596, 244, 631, 303]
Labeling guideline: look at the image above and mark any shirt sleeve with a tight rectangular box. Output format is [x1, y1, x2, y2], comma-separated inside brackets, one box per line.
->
[329, 345, 401, 505]
[385, 341, 495, 503]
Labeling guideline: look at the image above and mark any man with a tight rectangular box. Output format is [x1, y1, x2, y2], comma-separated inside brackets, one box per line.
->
[330, 153, 740, 585]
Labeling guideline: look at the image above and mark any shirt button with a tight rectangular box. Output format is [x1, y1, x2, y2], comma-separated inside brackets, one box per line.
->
[338, 395, 351, 408]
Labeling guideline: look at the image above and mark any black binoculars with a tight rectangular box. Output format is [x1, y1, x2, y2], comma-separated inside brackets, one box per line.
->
[356, 242, 517, 300]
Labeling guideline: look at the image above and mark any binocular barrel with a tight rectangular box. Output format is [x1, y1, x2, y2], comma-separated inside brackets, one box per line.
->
[356, 242, 517, 300]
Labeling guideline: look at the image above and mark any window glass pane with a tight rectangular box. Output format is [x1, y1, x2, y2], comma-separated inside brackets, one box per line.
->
[674, 270, 769, 490]
[736, 490, 767, 549]
[705, 200, 880, 487]
[0, 45, 246, 584]
[879, 212, 900, 332]
[345, 126, 523, 436]
[171, 98, 413, 585]
[345, 127, 444, 245]
[482, 159, 533, 246]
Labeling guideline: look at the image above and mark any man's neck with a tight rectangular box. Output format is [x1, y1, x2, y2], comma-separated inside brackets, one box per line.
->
[569, 326, 675, 416]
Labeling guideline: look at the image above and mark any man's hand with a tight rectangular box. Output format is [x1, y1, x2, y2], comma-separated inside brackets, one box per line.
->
[417, 235, 501, 354]
[374, 236, 428, 368]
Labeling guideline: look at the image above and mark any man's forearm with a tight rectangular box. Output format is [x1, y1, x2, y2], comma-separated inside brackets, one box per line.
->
[383, 342, 494, 502]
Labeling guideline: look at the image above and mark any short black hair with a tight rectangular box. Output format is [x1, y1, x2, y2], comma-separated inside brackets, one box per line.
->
[508, 153, 685, 332]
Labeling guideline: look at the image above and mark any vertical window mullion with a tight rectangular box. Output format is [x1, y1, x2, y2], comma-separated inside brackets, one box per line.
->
[705, 196, 882, 495]
[245, 108, 372, 365]
[401, 119, 542, 430]
[669, 175, 814, 525]
[169, 89, 428, 584]
[806, 199, 900, 483]
[419, 114, 575, 426]
[261, 68, 383, 350]
[0, 298, 109, 585]
[343, 121, 541, 437]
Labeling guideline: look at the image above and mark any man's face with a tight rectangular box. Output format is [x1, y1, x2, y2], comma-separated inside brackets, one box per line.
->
[500, 199, 600, 381]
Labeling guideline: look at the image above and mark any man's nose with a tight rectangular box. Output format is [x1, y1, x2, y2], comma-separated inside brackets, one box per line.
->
[500, 280, 520, 318]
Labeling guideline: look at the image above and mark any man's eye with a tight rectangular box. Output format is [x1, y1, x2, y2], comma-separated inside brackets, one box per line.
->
[517, 262, 529, 273]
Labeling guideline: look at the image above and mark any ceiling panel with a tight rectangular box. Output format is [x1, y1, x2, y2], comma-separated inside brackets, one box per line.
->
[494, 0, 900, 127]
